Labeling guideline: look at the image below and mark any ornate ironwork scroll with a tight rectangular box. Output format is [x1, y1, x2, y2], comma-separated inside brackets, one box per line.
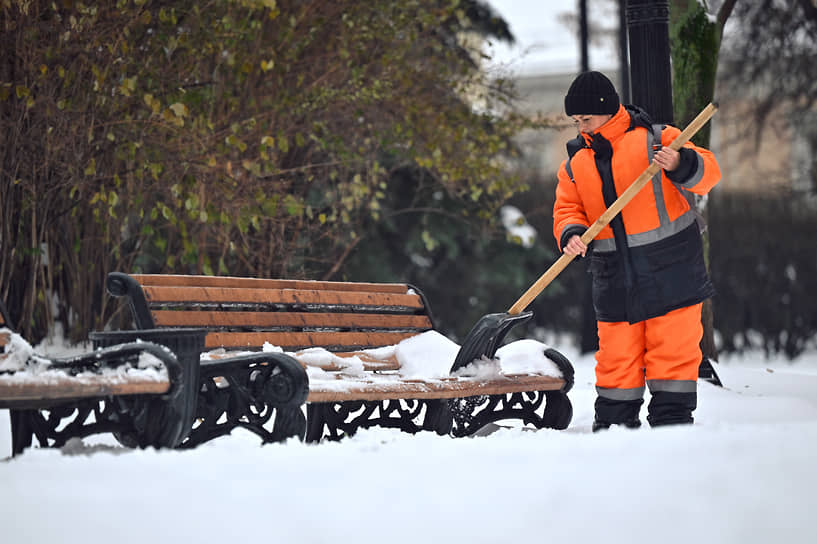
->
[180, 352, 309, 448]
[10, 395, 163, 455]
[449, 390, 572, 437]
[305, 398, 453, 442]
[449, 346, 574, 436]
[305, 390, 572, 442]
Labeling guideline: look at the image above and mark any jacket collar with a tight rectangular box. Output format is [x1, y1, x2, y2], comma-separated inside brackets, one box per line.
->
[580, 104, 629, 146]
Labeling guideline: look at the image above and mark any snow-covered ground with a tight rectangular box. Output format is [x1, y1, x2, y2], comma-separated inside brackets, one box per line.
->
[2, 336, 816, 544]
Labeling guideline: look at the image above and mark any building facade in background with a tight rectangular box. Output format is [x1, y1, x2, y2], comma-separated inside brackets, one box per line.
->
[509, 69, 811, 196]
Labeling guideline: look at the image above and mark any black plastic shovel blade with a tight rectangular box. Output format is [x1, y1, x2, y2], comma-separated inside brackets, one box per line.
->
[699, 357, 723, 387]
[450, 311, 534, 373]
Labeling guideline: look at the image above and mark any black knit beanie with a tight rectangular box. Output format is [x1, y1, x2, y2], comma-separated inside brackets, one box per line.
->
[564, 71, 620, 116]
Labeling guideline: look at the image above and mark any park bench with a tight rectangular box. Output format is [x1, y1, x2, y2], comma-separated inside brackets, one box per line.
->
[0, 299, 197, 455]
[107, 272, 574, 442]
[1, 298, 308, 455]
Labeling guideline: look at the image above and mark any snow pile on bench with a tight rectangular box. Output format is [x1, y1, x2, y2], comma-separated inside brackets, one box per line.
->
[201, 329, 564, 384]
[0, 328, 168, 386]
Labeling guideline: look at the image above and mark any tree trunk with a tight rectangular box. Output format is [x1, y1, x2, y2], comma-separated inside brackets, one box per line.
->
[669, 0, 729, 361]
[669, 0, 722, 145]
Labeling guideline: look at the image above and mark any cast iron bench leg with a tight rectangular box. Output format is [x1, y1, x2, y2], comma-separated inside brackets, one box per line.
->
[10, 409, 33, 457]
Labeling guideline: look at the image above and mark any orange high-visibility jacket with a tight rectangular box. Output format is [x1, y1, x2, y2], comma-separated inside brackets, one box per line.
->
[553, 104, 721, 323]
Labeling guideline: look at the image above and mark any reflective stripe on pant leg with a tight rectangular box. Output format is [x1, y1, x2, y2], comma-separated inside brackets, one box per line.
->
[644, 304, 702, 425]
[644, 303, 703, 387]
[596, 319, 647, 394]
[595, 319, 646, 424]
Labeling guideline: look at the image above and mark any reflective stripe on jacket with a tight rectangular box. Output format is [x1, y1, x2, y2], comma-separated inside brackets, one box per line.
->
[553, 105, 721, 323]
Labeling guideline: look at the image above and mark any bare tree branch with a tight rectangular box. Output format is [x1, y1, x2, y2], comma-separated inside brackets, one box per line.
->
[717, 0, 739, 26]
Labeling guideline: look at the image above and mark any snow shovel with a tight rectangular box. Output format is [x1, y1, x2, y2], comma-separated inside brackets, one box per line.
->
[451, 102, 719, 372]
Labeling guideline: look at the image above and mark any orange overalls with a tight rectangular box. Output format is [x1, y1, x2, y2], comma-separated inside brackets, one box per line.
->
[553, 104, 721, 427]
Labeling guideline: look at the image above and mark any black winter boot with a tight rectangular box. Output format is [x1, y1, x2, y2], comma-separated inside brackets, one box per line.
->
[592, 419, 611, 432]
[647, 390, 696, 427]
[593, 396, 644, 432]
[592, 417, 641, 432]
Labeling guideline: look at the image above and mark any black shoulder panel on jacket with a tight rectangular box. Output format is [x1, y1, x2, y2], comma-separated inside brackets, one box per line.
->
[624, 104, 657, 134]
[566, 135, 586, 159]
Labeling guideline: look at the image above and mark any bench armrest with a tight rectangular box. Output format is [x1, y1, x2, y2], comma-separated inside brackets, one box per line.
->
[51, 341, 182, 391]
[0, 339, 180, 410]
[107, 272, 155, 328]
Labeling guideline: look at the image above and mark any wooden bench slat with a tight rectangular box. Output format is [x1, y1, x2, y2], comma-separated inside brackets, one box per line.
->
[307, 374, 566, 402]
[313, 351, 401, 371]
[0, 376, 170, 406]
[143, 286, 425, 309]
[206, 331, 419, 350]
[133, 274, 412, 294]
[150, 310, 433, 330]
[205, 350, 403, 372]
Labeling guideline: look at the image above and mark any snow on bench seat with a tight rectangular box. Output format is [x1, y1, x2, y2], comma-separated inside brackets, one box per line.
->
[0, 328, 170, 407]
[202, 330, 567, 402]
[305, 373, 566, 403]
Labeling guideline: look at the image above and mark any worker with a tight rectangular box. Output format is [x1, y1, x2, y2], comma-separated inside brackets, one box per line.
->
[553, 71, 721, 431]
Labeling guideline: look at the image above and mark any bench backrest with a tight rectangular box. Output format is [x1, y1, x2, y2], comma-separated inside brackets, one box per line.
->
[107, 273, 436, 352]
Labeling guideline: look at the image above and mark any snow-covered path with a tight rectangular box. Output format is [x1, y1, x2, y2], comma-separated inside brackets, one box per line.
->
[2, 346, 817, 544]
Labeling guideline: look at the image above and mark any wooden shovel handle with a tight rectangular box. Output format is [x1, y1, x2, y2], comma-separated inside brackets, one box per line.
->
[507, 102, 718, 315]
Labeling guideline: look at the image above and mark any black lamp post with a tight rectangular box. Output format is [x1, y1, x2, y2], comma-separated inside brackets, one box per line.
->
[618, 0, 630, 104]
[626, 0, 673, 124]
[579, 0, 589, 72]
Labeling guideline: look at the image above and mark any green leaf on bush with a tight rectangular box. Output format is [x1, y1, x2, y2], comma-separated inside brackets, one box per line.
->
[169, 102, 188, 117]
